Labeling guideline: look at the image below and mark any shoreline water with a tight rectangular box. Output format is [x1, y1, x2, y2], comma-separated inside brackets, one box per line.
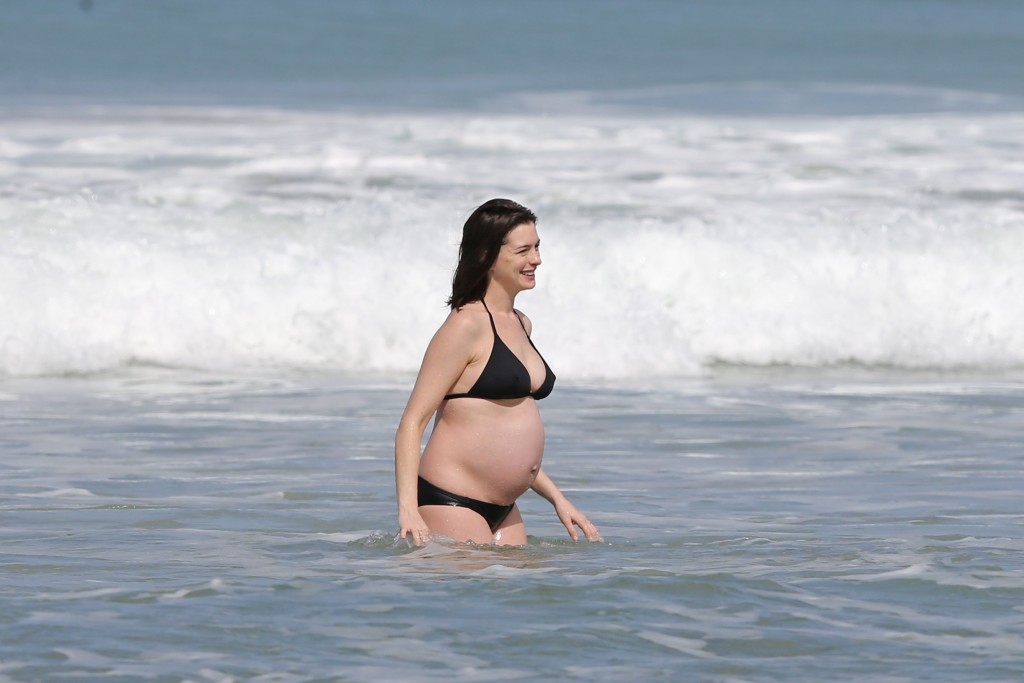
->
[2, 367, 1023, 680]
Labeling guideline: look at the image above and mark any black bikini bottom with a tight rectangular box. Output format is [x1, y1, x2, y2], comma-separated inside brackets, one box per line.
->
[417, 476, 515, 532]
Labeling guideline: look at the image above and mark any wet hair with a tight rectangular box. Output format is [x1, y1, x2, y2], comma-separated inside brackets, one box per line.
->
[447, 198, 537, 309]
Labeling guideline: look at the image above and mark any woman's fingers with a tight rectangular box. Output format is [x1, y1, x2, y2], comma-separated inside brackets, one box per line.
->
[399, 510, 433, 546]
[557, 504, 603, 543]
[577, 516, 603, 542]
[569, 512, 602, 542]
[400, 524, 431, 546]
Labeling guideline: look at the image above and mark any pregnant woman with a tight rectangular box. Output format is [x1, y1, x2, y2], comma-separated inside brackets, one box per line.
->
[395, 199, 600, 546]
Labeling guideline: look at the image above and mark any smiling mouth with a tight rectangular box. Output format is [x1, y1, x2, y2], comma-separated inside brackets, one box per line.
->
[523, 270, 535, 277]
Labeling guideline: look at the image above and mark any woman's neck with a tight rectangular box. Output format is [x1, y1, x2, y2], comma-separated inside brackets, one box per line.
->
[483, 286, 517, 314]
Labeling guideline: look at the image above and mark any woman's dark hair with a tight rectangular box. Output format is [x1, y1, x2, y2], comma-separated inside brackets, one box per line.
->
[447, 198, 537, 309]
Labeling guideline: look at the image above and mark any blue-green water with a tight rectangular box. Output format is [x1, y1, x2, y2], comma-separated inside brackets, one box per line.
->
[2, 371, 1023, 681]
[4, 0, 1024, 112]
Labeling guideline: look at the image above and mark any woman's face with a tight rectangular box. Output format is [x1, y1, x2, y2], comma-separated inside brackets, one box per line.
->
[489, 222, 542, 294]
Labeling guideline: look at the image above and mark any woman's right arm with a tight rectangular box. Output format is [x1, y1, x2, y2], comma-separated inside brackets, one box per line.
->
[395, 310, 480, 544]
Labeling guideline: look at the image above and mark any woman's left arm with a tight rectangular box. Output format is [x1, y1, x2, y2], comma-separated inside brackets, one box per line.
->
[531, 468, 602, 542]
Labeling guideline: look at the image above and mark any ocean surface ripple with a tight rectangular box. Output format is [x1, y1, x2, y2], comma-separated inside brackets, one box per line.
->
[2, 371, 1022, 681]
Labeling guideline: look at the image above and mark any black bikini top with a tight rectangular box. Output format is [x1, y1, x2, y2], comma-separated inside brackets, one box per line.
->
[444, 300, 556, 401]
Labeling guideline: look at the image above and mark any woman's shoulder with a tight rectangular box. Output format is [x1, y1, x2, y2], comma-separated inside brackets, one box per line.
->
[437, 301, 490, 341]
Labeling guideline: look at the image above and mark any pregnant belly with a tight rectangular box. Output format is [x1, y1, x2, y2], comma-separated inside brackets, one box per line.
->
[420, 400, 545, 504]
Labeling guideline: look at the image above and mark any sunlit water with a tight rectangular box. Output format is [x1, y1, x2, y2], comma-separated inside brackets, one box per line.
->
[2, 369, 1022, 682]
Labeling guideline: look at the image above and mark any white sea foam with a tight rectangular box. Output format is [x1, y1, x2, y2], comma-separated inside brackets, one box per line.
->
[2, 106, 1023, 377]
[20, 487, 99, 498]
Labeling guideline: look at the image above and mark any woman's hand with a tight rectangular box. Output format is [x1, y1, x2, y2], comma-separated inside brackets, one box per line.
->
[399, 509, 433, 546]
[531, 468, 602, 542]
[554, 499, 603, 542]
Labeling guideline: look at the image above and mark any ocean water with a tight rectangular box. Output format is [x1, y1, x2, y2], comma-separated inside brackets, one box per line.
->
[3, 1, 1024, 681]
[2, 369, 1023, 682]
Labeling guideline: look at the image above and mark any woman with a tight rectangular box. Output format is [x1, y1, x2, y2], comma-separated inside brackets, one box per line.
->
[395, 199, 601, 546]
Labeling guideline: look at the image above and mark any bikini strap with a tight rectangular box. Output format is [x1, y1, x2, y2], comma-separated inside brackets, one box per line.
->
[513, 308, 530, 337]
[481, 298, 529, 338]
[480, 299, 499, 334]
